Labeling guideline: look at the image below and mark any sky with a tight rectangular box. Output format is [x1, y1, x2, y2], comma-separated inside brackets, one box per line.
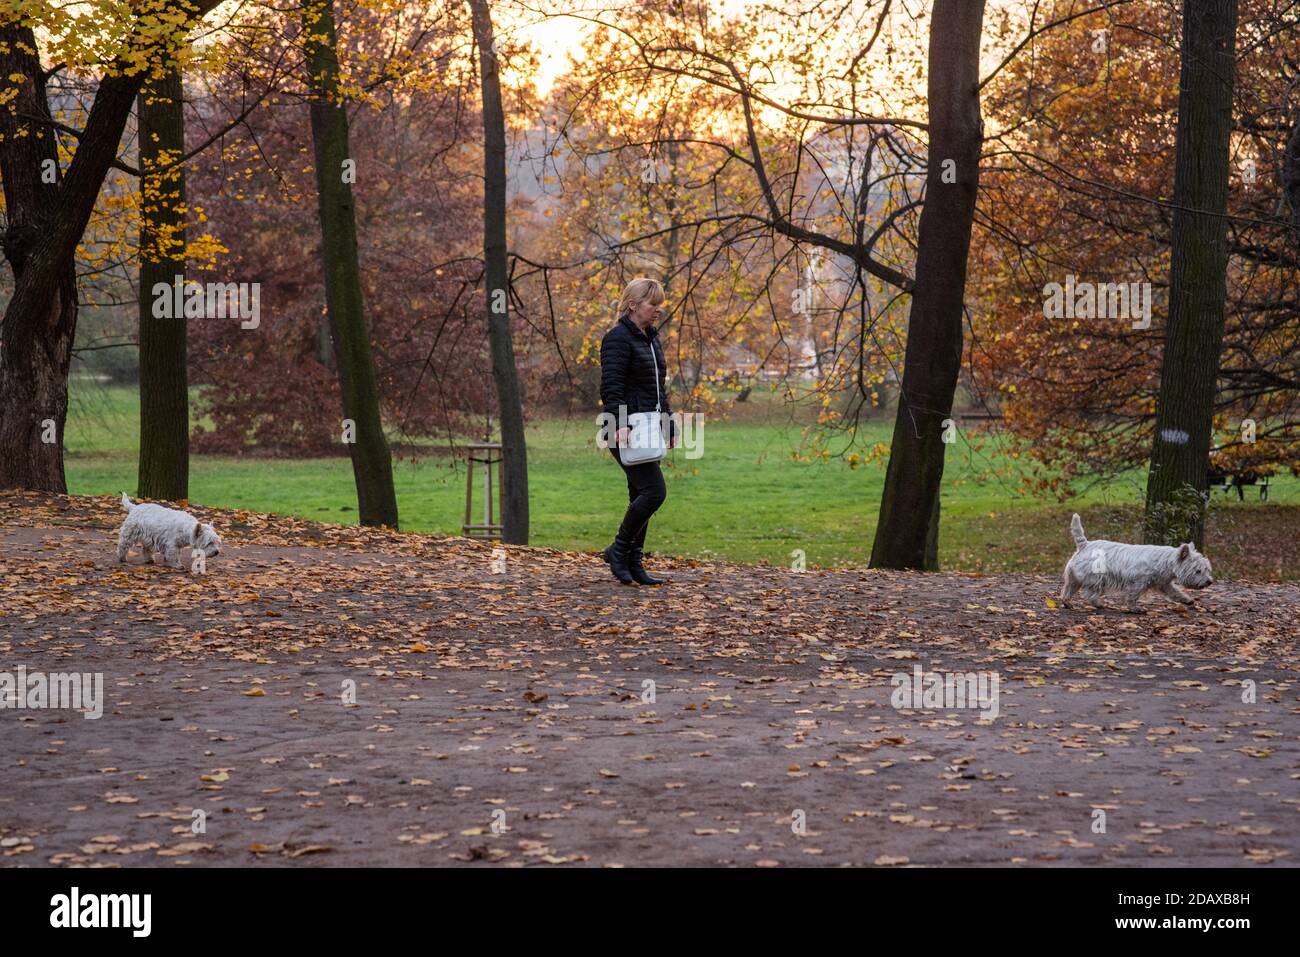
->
[502, 0, 1033, 108]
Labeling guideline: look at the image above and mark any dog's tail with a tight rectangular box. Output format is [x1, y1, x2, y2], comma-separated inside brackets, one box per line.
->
[121, 492, 134, 512]
[1069, 513, 1087, 549]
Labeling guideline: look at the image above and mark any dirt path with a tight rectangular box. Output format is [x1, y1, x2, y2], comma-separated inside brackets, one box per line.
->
[1, 492, 1296, 867]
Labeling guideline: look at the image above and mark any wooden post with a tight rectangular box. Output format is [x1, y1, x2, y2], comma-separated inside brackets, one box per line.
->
[462, 442, 504, 540]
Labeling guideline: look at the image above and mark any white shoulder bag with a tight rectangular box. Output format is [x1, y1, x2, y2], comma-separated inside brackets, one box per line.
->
[620, 337, 667, 465]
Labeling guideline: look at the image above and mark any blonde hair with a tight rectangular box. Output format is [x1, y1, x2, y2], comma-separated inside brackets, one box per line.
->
[617, 277, 666, 319]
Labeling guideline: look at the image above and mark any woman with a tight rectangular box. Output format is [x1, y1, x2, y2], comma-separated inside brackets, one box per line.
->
[599, 277, 678, 585]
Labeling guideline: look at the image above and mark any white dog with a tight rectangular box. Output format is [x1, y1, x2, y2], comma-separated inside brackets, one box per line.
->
[1060, 513, 1213, 612]
[116, 493, 223, 570]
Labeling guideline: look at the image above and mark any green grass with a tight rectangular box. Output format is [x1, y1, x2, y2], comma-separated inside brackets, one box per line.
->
[64, 383, 1300, 578]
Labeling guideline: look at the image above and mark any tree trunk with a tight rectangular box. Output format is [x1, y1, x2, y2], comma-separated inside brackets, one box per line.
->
[1283, 119, 1299, 255]
[303, 0, 400, 529]
[0, 24, 79, 492]
[469, 0, 530, 544]
[137, 66, 189, 501]
[0, 4, 217, 492]
[1144, 0, 1240, 548]
[869, 0, 985, 571]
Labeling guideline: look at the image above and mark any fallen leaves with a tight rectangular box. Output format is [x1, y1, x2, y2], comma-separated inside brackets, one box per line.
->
[157, 841, 213, 857]
[4, 490, 1297, 872]
[247, 842, 334, 859]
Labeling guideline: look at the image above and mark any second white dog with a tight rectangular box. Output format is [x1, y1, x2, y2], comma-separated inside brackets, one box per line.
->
[117, 493, 223, 570]
[1060, 513, 1213, 611]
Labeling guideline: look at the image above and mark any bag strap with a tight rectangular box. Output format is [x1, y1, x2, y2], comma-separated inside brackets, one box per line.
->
[625, 312, 662, 414]
[649, 339, 660, 412]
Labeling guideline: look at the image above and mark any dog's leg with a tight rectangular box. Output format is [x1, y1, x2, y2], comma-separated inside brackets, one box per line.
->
[1060, 568, 1080, 607]
[117, 529, 132, 563]
[142, 546, 154, 564]
[1122, 587, 1145, 614]
[1159, 581, 1193, 605]
[164, 544, 183, 570]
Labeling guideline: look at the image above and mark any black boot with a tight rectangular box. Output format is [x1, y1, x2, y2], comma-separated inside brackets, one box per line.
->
[627, 544, 666, 585]
[601, 534, 637, 585]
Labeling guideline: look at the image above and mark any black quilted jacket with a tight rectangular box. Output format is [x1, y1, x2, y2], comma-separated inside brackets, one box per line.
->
[600, 313, 675, 440]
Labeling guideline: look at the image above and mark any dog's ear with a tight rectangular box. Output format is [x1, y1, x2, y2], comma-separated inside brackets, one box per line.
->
[1177, 543, 1190, 560]
[192, 521, 202, 544]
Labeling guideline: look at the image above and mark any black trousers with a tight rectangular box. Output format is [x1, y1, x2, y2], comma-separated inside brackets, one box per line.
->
[608, 446, 667, 548]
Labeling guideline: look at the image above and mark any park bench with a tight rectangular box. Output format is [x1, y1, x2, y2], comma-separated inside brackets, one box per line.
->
[957, 411, 1003, 427]
[1206, 469, 1270, 501]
